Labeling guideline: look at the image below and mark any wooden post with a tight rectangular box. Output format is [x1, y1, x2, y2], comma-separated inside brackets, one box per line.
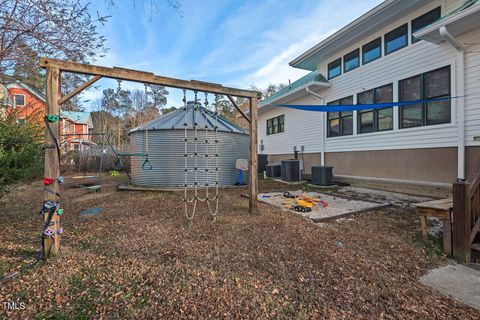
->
[248, 97, 258, 213]
[452, 181, 471, 262]
[43, 67, 62, 260]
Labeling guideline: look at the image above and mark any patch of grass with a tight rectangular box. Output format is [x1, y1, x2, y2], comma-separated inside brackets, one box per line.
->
[35, 311, 69, 320]
[411, 234, 444, 268]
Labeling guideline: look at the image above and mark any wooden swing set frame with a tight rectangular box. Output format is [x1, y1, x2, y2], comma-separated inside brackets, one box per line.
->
[40, 58, 260, 260]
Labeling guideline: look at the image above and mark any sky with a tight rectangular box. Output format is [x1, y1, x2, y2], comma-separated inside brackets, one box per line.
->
[81, 0, 384, 111]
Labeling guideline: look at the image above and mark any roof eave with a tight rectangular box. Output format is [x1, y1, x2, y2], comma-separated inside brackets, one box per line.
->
[259, 81, 330, 108]
[413, 3, 480, 44]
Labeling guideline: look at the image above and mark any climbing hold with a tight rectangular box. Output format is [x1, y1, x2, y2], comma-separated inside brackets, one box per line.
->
[43, 178, 55, 185]
[46, 114, 60, 122]
[43, 229, 55, 238]
[41, 200, 59, 213]
[57, 227, 63, 234]
[57, 208, 63, 216]
[56, 176, 64, 184]
[110, 171, 119, 177]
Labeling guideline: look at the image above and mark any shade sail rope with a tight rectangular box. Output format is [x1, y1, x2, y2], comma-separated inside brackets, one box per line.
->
[274, 96, 460, 112]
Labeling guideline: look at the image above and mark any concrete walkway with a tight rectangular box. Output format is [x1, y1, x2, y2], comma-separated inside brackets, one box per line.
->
[421, 264, 480, 310]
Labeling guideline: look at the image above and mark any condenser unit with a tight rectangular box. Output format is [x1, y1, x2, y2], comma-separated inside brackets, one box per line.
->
[311, 166, 333, 186]
[281, 160, 301, 182]
[266, 163, 281, 178]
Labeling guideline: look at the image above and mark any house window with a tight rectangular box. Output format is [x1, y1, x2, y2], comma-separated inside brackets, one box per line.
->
[362, 38, 381, 64]
[344, 49, 360, 72]
[357, 84, 393, 133]
[328, 58, 342, 79]
[399, 66, 451, 128]
[412, 7, 441, 43]
[14, 94, 25, 106]
[266, 115, 284, 135]
[327, 96, 353, 137]
[385, 24, 408, 55]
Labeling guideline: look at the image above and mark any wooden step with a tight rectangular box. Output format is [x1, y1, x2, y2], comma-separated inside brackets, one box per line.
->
[471, 243, 480, 251]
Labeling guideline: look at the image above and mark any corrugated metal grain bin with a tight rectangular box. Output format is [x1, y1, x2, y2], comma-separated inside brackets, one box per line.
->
[129, 102, 249, 188]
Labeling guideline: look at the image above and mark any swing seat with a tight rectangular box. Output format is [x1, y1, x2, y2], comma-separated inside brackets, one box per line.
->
[142, 158, 153, 170]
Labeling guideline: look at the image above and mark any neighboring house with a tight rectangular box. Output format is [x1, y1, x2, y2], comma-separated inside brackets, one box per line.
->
[1, 80, 94, 152]
[5, 81, 46, 123]
[61, 111, 95, 152]
[258, 0, 480, 186]
[0, 83, 13, 119]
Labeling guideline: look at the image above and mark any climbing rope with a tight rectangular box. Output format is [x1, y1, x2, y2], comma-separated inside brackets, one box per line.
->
[184, 90, 198, 227]
[205, 93, 219, 221]
[142, 128, 152, 170]
[183, 90, 220, 227]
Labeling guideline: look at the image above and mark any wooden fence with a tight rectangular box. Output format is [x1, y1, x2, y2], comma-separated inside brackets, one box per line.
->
[453, 169, 480, 262]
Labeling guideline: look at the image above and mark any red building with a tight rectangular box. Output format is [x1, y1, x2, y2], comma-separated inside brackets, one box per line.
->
[6, 81, 46, 123]
[60, 111, 95, 152]
[2, 81, 94, 152]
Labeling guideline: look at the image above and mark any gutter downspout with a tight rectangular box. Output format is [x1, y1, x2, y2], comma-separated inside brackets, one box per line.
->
[440, 26, 465, 180]
[306, 85, 326, 166]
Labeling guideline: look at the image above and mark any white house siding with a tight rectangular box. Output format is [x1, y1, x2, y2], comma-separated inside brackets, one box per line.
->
[464, 29, 480, 145]
[259, 94, 322, 156]
[259, 0, 480, 157]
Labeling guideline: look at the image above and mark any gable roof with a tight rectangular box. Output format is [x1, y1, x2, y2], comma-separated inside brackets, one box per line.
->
[61, 111, 92, 126]
[6, 81, 46, 102]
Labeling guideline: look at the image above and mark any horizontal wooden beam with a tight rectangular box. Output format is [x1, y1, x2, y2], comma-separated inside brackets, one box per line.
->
[59, 75, 101, 105]
[227, 95, 250, 123]
[40, 58, 261, 99]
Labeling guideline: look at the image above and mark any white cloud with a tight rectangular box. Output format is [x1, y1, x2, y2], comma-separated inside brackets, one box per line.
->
[82, 0, 384, 110]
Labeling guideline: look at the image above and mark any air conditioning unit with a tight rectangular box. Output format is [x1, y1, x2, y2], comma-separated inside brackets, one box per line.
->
[266, 163, 281, 178]
[281, 160, 301, 182]
[311, 166, 333, 186]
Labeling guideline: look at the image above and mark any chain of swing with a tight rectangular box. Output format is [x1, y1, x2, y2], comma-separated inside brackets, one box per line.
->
[183, 89, 220, 227]
[114, 80, 152, 171]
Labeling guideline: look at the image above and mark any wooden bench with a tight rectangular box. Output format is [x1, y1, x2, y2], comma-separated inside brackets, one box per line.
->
[413, 199, 453, 255]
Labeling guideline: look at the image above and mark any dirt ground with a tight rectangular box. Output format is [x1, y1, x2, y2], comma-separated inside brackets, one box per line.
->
[0, 175, 478, 319]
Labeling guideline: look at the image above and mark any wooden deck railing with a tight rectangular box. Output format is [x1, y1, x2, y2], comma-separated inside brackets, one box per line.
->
[453, 168, 480, 262]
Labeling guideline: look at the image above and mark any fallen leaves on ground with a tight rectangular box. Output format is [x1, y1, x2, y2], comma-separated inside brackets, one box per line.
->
[0, 175, 478, 319]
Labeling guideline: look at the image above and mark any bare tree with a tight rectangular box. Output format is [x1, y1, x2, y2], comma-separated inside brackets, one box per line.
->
[0, 0, 109, 81]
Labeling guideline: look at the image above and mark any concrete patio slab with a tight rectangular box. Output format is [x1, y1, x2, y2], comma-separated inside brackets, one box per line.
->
[420, 264, 480, 310]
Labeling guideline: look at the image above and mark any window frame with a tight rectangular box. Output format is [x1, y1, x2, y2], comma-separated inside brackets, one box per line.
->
[327, 58, 342, 80]
[357, 83, 394, 134]
[362, 37, 382, 65]
[344, 49, 360, 73]
[399, 66, 451, 129]
[384, 24, 409, 55]
[14, 94, 25, 107]
[266, 114, 285, 136]
[327, 96, 354, 138]
[411, 7, 441, 43]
